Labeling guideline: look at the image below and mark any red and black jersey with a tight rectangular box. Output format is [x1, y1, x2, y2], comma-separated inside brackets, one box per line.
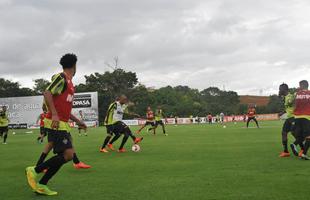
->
[247, 108, 256, 118]
[207, 115, 212, 120]
[146, 111, 154, 121]
[294, 90, 310, 116]
[46, 73, 75, 122]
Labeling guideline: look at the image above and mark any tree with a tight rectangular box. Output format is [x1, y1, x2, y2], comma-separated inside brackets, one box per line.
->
[75, 68, 139, 123]
[0, 78, 35, 97]
[33, 79, 50, 94]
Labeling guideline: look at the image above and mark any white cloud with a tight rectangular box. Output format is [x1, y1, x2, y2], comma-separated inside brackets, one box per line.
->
[1, 0, 310, 95]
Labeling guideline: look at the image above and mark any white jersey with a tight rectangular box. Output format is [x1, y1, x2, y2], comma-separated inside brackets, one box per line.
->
[113, 101, 128, 122]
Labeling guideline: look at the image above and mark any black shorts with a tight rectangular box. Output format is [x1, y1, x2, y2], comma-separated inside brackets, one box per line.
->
[40, 127, 47, 136]
[145, 121, 155, 126]
[282, 117, 295, 133]
[155, 120, 164, 126]
[47, 128, 73, 154]
[106, 121, 130, 136]
[0, 126, 8, 133]
[294, 118, 310, 139]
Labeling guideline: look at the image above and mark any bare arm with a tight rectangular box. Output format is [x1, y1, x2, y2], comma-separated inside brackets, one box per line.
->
[70, 114, 87, 130]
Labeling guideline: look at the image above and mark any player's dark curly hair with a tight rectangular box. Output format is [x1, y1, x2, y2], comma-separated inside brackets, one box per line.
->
[300, 80, 309, 89]
[279, 83, 289, 91]
[59, 53, 77, 69]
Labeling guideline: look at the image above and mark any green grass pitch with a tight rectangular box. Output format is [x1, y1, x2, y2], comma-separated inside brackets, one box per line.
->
[0, 121, 309, 200]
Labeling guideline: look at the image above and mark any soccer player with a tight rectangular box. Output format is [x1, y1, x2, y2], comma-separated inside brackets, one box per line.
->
[278, 83, 299, 157]
[152, 106, 167, 136]
[78, 110, 87, 136]
[0, 106, 9, 144]
[246, 105, 259, 128]
[220, 112, 225, 124]
[293, 80, 310, 160]
[100, 95, 143, 153]
[137, 106, 156, 134]
[25, 53, 90, 195]
[207, 113, 212, 124]
[36, 106, 48, 144]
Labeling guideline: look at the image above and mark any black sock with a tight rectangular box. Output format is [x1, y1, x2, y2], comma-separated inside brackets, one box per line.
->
[35, 154, 66, 174]
[119, 135, 129, 149]
[129, 132, 136, 141]
[282, 140, 288, 152]
[3, 133, 7, 143]
[109, 134, 121, 145]
[102, 136, 111, 149]
[72, 153, 80, 164]
[38, 155, 67, 185]
[37, 137, 41, 141]
[36, 152, 48, 166]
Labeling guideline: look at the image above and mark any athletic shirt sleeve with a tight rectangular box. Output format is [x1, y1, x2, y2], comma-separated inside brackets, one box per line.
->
[45, 73, 66, 95]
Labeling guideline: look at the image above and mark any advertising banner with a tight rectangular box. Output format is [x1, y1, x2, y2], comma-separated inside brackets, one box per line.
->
[0, 92, 99, 128]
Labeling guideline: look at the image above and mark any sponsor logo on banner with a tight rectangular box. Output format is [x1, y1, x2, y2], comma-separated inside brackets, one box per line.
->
[73, 94, 92, 108]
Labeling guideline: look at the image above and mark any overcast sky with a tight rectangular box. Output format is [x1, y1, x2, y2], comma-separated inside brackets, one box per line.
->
[1, 0, 310, 95]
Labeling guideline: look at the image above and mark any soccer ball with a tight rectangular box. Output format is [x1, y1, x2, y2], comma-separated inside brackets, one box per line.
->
[223, 125, 226, 128]
[131, 144, 141, 152]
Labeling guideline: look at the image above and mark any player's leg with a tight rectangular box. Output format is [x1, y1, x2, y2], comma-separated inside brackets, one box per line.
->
[100, 125, 114, 152]
[137, 123, 147, 133]
[2, 126, 8, 144]
[253, 118, 259, 128]
[36, 142, 53, 167]
[160, 121, 167, 135]
[279, 119, 290, 157]
[300, 119, 310, 160]
[72, 148, 91, 169]
[246, 117, 251, 128]
[26, 130, 74, 195]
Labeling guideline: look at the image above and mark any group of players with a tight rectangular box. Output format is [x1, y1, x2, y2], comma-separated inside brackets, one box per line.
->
[16, 53, 310, 196]
[279, 80, 310, 160]
[24, 53, 171, 196]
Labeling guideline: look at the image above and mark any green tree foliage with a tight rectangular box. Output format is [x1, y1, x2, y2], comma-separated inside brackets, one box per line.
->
[0, 68, 282, 123]
[33, 79, 51, 94]
[0, 78, 35, 97]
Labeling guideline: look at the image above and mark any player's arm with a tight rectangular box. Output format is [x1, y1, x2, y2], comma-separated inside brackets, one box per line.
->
[124, 107, 140, 118]
[36, 115, 40, 124]
[70, 114, 87, 130]
[44, 74, 66, 129]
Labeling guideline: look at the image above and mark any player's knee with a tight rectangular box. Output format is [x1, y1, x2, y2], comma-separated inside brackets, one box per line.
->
[63, 149, 74, 161]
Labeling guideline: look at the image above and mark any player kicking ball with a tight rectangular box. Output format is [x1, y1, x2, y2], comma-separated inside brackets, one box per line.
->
[100, 95, 143, 153]
[278, 83, 301, 157]
[25, 53, 90, 196]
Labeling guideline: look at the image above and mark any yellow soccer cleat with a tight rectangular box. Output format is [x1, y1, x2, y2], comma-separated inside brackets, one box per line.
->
[25, 166, 38, 191]
[36, 184, 58, 196]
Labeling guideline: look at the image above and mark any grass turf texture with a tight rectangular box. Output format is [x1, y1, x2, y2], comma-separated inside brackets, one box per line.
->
[0, 121, 308, 200]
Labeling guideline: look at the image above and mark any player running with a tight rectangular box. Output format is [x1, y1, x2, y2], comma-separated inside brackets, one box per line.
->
[293, 80, 310, 160]
[246, 105, 259, 128]
[36, 106, 48, 144]
[136, 106, 156, 134]
[25, 53, 90, 196]
[78, 110, 87, 136]
[0, 106, 9, 144]
[152, 106, 167, 136]
[278, 83, 300, 157]
[100, 95, 143, 153]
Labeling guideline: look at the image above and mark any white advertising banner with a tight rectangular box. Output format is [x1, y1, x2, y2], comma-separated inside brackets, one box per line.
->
[0, 92, 99, 128]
